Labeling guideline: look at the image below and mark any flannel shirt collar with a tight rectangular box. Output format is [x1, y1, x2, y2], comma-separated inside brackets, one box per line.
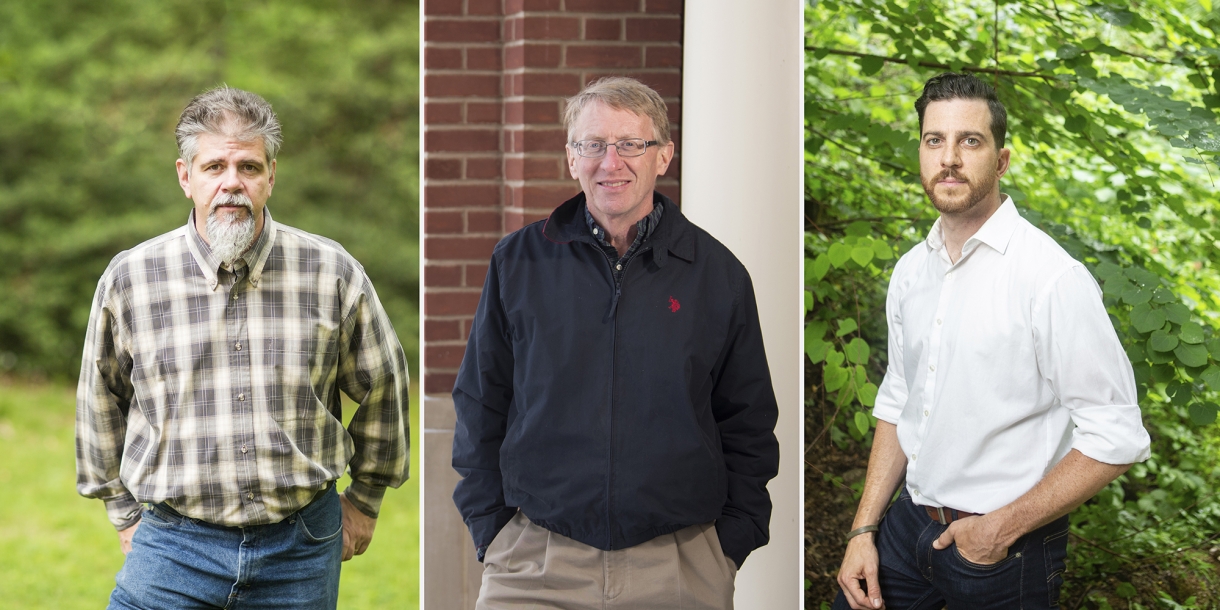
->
[583, 198, 664, 254]
[185, 207, 278, 292]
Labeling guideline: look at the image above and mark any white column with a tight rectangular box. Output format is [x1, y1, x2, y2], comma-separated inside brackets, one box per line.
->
[682, 1, 804, 608]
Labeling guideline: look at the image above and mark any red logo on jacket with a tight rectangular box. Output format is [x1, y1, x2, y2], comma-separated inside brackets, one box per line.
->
[668, 296, 680, 313]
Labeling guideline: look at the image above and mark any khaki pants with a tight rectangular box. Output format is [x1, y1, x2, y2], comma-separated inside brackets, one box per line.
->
[476, 512, 737, 610]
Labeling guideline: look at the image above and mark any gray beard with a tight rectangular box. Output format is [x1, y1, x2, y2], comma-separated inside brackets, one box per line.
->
[205, 193, 257, 266]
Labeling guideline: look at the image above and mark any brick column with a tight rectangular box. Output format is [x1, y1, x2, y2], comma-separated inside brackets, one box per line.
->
[423, 2, 683, 607]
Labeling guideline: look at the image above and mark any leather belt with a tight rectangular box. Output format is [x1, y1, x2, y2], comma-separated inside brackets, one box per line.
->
[925, 505, 979, 525]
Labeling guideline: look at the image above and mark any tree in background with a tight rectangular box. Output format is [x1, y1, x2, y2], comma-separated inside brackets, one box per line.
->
[805, 1, 1220, 607]
[0, 0, 420, 380]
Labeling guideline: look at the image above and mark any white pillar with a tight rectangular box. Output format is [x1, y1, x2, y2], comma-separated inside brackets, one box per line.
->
[682, 1, 804, 608]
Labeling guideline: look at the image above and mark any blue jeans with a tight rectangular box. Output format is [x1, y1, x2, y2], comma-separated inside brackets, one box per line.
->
[109, 486, 343, 610]
[834, 492, 1069, 609]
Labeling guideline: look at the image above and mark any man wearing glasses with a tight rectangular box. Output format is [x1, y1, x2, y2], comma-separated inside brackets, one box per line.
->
[451, 76, 780, 609]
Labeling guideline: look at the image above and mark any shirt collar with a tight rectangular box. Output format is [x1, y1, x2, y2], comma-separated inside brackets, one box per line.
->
[926, 195, 1018, 257]
[583, 200, 664, 249]
[185, 207, 277, 291]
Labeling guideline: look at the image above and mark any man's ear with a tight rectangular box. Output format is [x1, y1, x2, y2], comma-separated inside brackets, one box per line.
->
[995, 147, 1011, 180]
[268, 159, 276, 193]
[566, 145, 579, 180]
[654, 140, 675, 177]
[176, 159, 192, 198]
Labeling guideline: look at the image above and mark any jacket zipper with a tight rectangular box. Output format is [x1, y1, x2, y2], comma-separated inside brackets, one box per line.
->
[588, 241, 652, 550]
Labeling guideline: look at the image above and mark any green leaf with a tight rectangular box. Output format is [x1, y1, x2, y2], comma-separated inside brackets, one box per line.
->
[1125, 342, 1145, 363]
[854, 411, 871, 436]
[1198, 365, 1220, 391]
[845, 337, 870, 364]
[805, 290, 814, 313]
[1102, 276, 1131, 297]
[1188, 402, 1218, 425]
[1164, 303, 1191, 325]
[826, 349, 846, 368]
[845, 221, 871, 237]
[1064, 115, 1087, 134]
[1149, 331, 1179, 352]
[836, 317, 858, 337]
[851, 246, 875, 267]
[812, 254, 830, 281]
[1094, 261, 1123, 280]
[828, 243, 851, 268]
[1179, 322, 1205, 344]
[1121, 283, 1151, 306]
[1129, 304, 1167, 334]
[857, 382, 879, 407]
[824, 364, 849, 391]
[872, 239, 893, 260]
[1175, 343, 1209, 367]
[1208, 338, 1220, 360]
[857, 55, 885, 75]
[1115, 582, 1136, 600]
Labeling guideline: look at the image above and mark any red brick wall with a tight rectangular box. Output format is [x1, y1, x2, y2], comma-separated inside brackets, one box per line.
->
[423, 0, 684, 395]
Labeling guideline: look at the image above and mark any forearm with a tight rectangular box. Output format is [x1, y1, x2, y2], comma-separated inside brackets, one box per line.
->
[988, 449, 1130, 546]
[850, 421, 908, 529]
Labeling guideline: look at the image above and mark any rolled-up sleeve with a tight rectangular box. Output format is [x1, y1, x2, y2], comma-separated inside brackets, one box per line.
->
[873, 257, 911, 425]
[75, 272, 142, 530]
[336, 274, 411, 519]
[1034, 265, 1151, 465]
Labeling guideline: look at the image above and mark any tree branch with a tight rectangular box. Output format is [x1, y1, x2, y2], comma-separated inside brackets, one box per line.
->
[809, 128, 916, 175]
[806, 47, 1055, 81]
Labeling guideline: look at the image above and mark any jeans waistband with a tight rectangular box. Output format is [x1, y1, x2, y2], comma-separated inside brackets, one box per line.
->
[154, 481, 335, 526]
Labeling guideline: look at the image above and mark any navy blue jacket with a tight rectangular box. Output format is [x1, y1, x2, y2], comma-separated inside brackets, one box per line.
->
[451, 191, 779, 568]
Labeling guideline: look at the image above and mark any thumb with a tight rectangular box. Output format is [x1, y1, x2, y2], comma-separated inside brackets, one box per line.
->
[932, 525, 954, 550]
[865, 571, 883, 609]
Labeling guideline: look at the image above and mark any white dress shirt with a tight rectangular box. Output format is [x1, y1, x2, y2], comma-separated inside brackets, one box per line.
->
[873, 197, 1151, 514]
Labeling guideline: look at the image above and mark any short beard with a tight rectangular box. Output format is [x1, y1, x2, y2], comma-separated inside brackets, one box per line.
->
[205, 192, 257, 266]
[921, 169, 995, 216]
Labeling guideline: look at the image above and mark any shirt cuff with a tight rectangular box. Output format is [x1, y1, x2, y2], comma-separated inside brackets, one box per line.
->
[1069, 404, 1152, 465]
[103, 492, 143, 531]
[343, 480, 387, 519]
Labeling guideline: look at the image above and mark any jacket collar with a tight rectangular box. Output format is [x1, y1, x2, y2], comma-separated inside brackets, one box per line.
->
[542, 191, 696, 266]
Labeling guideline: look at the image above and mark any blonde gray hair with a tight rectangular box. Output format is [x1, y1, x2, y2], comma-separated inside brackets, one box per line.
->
[563, 77, 671, 144]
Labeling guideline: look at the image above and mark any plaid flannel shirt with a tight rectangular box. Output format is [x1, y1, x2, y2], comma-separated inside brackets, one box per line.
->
[76, 209, 409, 530]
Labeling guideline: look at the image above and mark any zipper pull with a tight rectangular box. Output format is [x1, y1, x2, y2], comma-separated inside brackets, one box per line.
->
[605, 286, 621, 322]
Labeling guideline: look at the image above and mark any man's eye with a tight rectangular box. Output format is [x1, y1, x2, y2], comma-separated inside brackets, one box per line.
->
[619, 141, 642, 152]
[965, 138, 979, 146]
[926, 138, 940, 146]
[586, 141, 605, 151]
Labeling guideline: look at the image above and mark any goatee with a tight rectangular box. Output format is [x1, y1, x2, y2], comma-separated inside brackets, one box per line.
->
[206, 192, 257, 266]
[921, 169, 994, 215]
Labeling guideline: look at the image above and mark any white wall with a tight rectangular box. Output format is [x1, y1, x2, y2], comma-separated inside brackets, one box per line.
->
[682, 1, 804, 608]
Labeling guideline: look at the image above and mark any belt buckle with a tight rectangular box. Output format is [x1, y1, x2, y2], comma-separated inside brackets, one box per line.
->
[935, 506, 948, 525]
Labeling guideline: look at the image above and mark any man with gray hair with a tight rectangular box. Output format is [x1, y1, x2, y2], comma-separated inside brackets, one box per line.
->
[452, 76, 780, 609]
[76, 86, 409, 609]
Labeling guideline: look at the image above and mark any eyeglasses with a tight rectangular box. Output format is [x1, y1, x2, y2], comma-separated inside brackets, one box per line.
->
[570, 138, 659, 158]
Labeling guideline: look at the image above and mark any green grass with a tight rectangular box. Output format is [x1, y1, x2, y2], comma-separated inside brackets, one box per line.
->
[0, 379, 419, 609]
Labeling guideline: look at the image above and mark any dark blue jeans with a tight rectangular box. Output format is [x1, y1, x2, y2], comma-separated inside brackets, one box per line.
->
[108, 486, 343, 609]
[834, 492, 1069, 609]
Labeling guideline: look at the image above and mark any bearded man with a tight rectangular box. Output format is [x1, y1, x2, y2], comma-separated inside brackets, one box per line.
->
[833, 73, 1151, 609]
[76, 87, 409, 609]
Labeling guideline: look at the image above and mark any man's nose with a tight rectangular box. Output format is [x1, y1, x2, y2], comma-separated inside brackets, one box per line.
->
[600, 144, 625, 169]
[221, 166, 243, 191]
[941, 144, 962, 168]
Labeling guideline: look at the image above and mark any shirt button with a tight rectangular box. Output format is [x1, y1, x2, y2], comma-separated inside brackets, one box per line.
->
[235, 342, 242, 351]
[238, 393, 245, 401]
[913, 489, 920, 496]
[592, 228, 599, 235]
[247, 492, 254, 500]
[929, 365, 936, 372]
[924, 410, 930, 417]
[616, 263, 622, 270]
[911, 454, 917, 460]
[936, 319, 943, 325]
[232, 293, 239, 301]
[241, 445, 248, 453]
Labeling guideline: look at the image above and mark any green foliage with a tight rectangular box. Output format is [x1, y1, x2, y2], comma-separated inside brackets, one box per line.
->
[0, 0, 420, 380]
[806, 0, 1220, 603]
